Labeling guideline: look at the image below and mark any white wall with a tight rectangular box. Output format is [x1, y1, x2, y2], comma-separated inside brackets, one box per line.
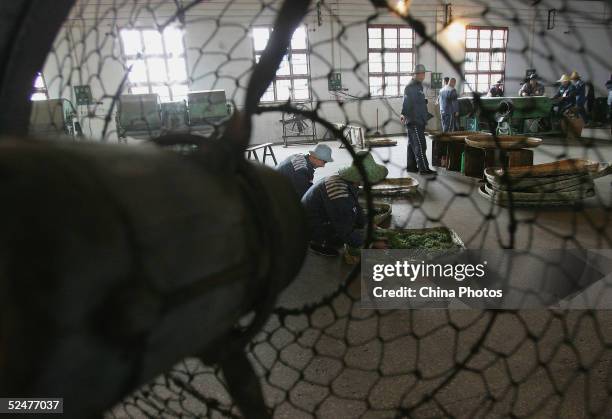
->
[39, 0, 612, 143]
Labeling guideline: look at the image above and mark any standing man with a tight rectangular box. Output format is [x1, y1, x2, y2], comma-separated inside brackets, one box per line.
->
[276, 144, 333, 198]
[519, 74, 545, 97]
[570, 71, 588, 124]
[401, 64, 436, 176]
[438, 77, 459, 132]
[488, 79, 504, 97]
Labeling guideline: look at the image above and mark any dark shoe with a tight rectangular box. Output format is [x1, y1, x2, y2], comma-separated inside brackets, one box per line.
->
[310, 243, 339, 257]
[419, 169, 437, 177]
[406, 167, 418, 173]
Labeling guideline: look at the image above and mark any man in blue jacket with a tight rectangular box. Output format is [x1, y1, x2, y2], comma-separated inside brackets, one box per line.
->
[302, 151, 388, 256]
[276, 144, 333, 198]
[552, 74, 576, 115]
[519, 74, 545, 97]
[438, 77, 459, 132]
[401, 64, 435, 176]
[570, 71, 588, 124]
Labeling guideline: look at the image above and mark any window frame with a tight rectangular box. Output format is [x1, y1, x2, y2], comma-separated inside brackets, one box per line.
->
[463, 25, 508, 94]
[118, 26, 189, 102]
[367, 24, 416, 98]
[251, 24, 312, 103]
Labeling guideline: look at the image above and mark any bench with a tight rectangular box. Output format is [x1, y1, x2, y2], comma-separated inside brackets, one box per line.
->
[333, 123, 365, 149]
[246, 142, 278, 165]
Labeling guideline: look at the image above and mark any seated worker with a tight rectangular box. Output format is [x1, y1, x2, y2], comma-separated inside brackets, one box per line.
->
[552, 74, 576, 114]
[276, 144, 333, 198]
[488, 79, 504, 97]
[606, 73, 612, 121]
[301, 151, 388, 256]
[519, 74, 545, 97]
[570, 71, 588, 124]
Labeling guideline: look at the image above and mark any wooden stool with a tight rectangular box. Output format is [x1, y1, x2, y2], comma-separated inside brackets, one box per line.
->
[245, 142, 278, 165]
[462, 146, 533, 178]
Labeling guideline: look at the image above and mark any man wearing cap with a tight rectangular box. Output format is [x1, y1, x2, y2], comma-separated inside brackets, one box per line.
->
[400, 63, 436, 176]
[301, 151, 388, 256]
[570, 71, 588, 123]
[519, 74, 545, 97]
[488, 79, 504, 97]
[438, 77, 459, 132]
[276, 144, 333, 198]
[552, 74, 576, 115]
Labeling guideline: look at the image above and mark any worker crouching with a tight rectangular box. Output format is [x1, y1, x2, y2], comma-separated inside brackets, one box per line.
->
[302, 151, 388, 257]
[276, 144, 333, 198]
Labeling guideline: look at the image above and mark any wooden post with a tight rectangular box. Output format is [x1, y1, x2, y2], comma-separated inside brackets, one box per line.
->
[431, 139, 445, 167]
[504, 149, 533, 167]
[447, 143, 465, 172]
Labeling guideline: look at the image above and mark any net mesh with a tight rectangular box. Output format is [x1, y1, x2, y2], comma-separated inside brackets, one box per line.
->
[31, 0, 612, 417]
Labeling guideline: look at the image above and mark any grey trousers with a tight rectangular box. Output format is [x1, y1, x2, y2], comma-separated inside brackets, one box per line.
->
[441, 113, 455, 132]
[405, 123, 430, 171]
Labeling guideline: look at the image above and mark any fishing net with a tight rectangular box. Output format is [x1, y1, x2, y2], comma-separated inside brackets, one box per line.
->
[29, 0, 612, 417]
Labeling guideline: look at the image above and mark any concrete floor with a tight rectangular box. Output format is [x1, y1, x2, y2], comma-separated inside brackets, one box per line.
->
[111, 135, 612, 418]
[266, 135, 612, 251]
[264, 136, 612, 418]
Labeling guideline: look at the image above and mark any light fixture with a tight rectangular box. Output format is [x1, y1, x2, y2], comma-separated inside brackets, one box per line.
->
[445, 19, 466, 40]
[438, 19, 466, 62]
[389, 0, 412, 17]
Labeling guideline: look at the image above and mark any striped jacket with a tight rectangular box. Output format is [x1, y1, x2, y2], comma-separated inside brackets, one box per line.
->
[301, 175, 365, 247]
[277, 154, 315, 198]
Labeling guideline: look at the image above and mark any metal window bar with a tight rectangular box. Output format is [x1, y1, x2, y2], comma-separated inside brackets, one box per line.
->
[464, 25, 508, 94]
[252, 25, 311, 103]
[119, 27, 189, 102]
[367, 24, 416, 98]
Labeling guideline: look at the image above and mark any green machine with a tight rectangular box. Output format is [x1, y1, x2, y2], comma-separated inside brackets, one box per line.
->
[30, 98, 82, 138]
[328, 72, 342, 91]
[161, 101, 189, 133]
[116, 93, 162, 139]
[188, 90, 230, 127]
[458, 96, 559, 135]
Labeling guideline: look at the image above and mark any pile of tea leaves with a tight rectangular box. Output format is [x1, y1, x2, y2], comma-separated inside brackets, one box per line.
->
[386, 230, 455, 250]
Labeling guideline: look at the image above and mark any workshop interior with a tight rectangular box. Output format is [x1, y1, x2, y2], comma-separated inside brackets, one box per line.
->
[0, 0, 611, 418]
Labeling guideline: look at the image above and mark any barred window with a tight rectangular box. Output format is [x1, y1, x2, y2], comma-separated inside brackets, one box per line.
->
[119, 27, 188, 102]
[31, 72, 48, 101]
[367, 25, 415, 97]
[464, 26, 508, 94]
[252, 25, 310, 102]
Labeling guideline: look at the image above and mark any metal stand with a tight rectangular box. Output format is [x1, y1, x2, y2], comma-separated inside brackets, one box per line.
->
[280, 102, 317, 147]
